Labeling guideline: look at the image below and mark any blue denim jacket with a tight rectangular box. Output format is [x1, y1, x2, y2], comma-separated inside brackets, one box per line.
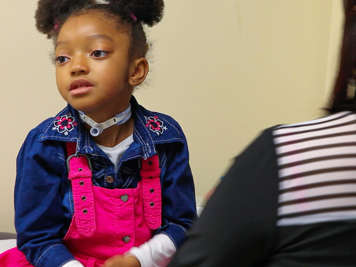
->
[14, 97, 197, 267]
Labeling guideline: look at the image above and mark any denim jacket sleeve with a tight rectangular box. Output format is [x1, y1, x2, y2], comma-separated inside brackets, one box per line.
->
[15, 125, 75, 267]
[156, 134, 197, 248]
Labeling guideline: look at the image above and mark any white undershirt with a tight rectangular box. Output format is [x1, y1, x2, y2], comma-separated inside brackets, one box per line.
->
[62, 135, 176, 267]
[97, 135, 134, 172]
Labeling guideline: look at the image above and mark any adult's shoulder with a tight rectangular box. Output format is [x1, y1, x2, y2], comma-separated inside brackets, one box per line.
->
[273, 111, 352, 136]
[235, 125, 278, 162]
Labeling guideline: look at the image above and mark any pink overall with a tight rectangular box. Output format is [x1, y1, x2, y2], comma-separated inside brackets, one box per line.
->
[0, 142, 162, 267]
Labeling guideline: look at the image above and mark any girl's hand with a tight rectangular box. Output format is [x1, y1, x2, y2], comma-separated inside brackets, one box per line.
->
[102, 254, 141, 267]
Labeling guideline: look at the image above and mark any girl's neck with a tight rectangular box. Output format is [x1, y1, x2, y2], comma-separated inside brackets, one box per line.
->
[90, 117, 134, 147]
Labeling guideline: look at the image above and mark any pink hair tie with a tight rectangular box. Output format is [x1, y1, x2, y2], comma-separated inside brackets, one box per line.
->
[54, 23, 59, 31]
[130, 13, 138, 22]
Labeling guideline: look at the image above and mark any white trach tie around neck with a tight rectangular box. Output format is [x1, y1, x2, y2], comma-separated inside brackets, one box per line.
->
[95, 0, 110, 4]
[79, 105, 132, 137]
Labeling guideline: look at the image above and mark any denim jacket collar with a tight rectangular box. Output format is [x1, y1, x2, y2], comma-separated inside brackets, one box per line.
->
[40, 96, 185, 159]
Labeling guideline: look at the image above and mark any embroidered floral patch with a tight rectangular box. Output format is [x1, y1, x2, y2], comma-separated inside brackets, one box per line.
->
[145, 116, 167, 136]
[52, 115, 78, 136]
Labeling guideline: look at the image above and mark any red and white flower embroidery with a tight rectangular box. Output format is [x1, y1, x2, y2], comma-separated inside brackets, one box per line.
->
[145, 116, 167, 136]
[52, 115, 78, 136]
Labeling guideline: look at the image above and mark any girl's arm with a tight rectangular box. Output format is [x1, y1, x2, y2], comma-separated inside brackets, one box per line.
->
[15, 128, 76, 267]
[157, 140, 197, 248]
[167, 129, 279, 267]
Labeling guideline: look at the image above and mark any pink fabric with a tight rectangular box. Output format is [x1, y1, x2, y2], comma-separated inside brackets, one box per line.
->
[0, 142, 162, 267]
[64, 184, 152, 266]
[67, 154, 96, 237]
[0, 247, 33, 266]
[140, 155, 162, 230]
[65, 152, 162, 266]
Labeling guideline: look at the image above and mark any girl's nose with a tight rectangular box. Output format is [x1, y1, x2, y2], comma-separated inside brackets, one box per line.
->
[70, 55, 89, 76]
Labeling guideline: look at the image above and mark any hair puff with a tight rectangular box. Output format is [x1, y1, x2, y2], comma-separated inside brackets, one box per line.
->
[109, 0, 164, 26]
[35, 0, 89, 37]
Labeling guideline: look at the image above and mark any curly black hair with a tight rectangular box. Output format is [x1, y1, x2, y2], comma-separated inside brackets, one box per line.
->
[35, 0, 164, 57]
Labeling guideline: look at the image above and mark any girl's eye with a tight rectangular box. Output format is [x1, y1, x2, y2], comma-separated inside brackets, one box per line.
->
[90, 50, 108, 58]
[55, 56, 70, 65]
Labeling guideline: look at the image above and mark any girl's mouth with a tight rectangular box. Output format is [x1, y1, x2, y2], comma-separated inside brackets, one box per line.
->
[69, 79, 94, 96]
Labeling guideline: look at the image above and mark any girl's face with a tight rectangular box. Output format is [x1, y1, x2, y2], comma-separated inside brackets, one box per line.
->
[55, 10, 134, 121]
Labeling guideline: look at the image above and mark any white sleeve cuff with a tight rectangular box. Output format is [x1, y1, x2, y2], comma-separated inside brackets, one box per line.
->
[127, 233, 176, 267]
[0, 239, 16, 254]
[62, 260, 85, 267]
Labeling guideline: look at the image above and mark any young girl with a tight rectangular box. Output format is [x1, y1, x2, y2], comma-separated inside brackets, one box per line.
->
[0, 0, 196, 266]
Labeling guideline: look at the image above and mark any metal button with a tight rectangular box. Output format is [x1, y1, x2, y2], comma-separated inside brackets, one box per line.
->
[79, 181, 84, 186]
[150, 188, 154, 193]
[148, 161, 153, 166]
[122, 235, 131, 243]
[105, 176, 114, 184]
[82, 209, 88, 214]
[78, 168, 83, 172]
[121, 194, 129, 202]
[150, 202, 155, 207]
[81, 196, 87, 201]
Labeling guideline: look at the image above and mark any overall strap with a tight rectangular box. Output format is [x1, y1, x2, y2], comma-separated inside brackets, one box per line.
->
[140, 155, 162, 230]
[66, 142, 96, 237]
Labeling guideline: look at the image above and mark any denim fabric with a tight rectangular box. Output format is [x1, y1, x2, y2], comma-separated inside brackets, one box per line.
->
[15, 97, 197, 267]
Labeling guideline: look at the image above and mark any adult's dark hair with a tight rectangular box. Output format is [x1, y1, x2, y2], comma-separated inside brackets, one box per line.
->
[35, 0, 164, 58]
[328, 0, 356, 113]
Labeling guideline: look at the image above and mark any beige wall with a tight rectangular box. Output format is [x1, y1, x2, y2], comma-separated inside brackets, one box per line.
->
[0, 0, 344, 232]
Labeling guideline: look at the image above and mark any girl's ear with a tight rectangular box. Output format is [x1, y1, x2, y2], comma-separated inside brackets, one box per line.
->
[128, 58, 149, 87]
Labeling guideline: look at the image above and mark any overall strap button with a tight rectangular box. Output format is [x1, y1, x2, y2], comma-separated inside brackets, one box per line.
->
[105, 176, 114, 184]
[122, 235, 131, 243]
[120, 194, 129, 202]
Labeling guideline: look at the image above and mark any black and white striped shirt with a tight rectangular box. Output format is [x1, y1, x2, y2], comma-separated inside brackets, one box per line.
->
[275, 111, 356, 226]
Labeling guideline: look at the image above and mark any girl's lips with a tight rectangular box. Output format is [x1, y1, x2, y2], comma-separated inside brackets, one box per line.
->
[69, 79, 94, 96]
[70, 86, 93, 96]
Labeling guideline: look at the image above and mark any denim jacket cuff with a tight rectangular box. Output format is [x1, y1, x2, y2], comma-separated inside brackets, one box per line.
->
[35, 244, 75, 267]
[158, 223, 187, 248]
